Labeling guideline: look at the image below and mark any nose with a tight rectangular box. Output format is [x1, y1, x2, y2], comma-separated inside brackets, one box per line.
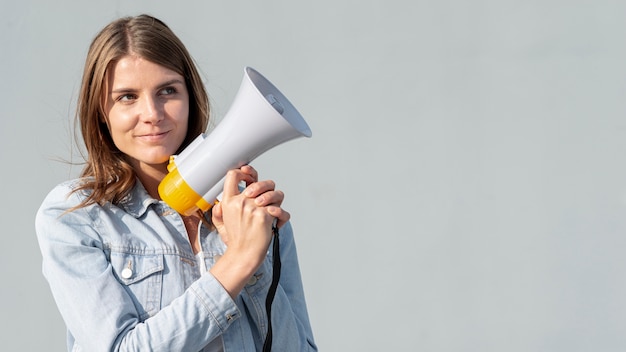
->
[140, 96, 164, 123]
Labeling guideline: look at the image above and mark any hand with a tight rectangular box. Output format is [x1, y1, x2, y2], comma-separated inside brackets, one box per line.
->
[209, 165, 290, 298]
[211, 165, 290, 258]
[239, 165, 290, 229]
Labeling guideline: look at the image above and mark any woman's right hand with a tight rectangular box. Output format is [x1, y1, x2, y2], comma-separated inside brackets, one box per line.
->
[209, 166, 285, 298]
[213, 167, 275, 260]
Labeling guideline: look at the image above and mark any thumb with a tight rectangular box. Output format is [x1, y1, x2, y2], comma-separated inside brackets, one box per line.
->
[212, 202, 223, 225]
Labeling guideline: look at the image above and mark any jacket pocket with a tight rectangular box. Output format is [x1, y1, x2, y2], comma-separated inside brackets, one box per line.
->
[110, 251, 164, 320]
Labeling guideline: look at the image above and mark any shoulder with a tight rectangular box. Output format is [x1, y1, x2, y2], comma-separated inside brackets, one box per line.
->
[39, 178, 93, 209]
[36, 178, 101, 227]
[35, 178, 105, 249]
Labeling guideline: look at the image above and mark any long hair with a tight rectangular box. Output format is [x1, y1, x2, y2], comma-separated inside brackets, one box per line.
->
[72, 14, 209, 208]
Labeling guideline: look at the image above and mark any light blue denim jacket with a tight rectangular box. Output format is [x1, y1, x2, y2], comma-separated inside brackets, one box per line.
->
[35, 179, 317, 351]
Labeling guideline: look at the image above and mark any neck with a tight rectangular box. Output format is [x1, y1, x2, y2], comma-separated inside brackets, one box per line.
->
[135, 163, 168, 200]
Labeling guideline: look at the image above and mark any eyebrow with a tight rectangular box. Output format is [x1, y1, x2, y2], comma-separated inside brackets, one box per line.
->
[111, 79, 186, 94]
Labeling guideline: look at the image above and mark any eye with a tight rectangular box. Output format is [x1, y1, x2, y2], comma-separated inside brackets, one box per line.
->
[116, 93, 137, 102]
[159, 87, 177, 96]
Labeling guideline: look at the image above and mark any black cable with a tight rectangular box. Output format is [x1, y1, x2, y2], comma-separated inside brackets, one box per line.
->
[262, 224, 281, 352]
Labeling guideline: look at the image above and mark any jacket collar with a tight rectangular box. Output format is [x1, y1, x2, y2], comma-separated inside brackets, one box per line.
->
[116, 180, 159, 218]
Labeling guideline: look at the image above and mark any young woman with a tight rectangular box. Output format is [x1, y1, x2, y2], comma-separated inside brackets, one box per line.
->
[35, 14, 316, 351]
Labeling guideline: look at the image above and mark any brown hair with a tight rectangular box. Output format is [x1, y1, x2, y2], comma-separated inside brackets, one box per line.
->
[72, 14, 209, 208]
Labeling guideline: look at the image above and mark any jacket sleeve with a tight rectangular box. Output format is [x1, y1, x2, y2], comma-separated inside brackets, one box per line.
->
[35, 182, 240, 352]
[239, 221, 318, 351]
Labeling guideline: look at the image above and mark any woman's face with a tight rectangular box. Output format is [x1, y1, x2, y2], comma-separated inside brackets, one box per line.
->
[104, 55, 189, 172]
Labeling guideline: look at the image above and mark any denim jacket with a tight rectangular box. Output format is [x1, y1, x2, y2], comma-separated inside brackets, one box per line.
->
[35, 179, 317, 352]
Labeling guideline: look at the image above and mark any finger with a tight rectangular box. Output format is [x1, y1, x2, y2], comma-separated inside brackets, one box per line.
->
[267, 206, 290, 229]
[254, 190, 284, 207]
[240, 164, 258, 184]
[222, 169, 255, 199]
[212, 202, 223, 221]
[244, 180, 276, 198]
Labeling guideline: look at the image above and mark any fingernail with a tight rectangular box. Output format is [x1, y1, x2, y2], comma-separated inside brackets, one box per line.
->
[255, 196, 264, 205]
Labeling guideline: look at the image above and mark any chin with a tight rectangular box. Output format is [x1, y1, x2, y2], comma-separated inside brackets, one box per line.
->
[145, 149, 177, 164]
[131, 155, 172, 169]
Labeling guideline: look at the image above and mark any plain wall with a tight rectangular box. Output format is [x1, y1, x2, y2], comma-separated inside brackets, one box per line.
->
[2, 1, 626, 351]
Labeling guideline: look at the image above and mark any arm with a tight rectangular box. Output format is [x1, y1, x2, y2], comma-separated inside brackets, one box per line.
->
[35, 182, 239, 352]
[240, 221, 318, 350]
[210, 166, 317, 350]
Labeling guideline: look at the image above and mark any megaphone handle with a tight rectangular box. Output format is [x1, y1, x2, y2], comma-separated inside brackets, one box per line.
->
[262, 220, 281, 352]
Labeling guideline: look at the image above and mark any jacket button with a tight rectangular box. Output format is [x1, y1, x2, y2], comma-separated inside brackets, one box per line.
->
[121, 260, 133, 279]
[121, 268, 133, 279]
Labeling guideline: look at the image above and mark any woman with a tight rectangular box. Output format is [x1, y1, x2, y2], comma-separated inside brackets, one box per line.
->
[35, 14, 316, 351]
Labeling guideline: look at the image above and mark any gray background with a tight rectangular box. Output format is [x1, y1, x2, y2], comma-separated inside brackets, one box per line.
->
[2, 0, 626, 351]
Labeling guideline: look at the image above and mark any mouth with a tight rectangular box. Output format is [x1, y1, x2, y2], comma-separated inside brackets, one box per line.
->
[136, 130, 170, 142]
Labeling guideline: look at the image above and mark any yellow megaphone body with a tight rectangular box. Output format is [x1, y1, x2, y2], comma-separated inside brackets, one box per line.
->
[158, 67, 312, 216]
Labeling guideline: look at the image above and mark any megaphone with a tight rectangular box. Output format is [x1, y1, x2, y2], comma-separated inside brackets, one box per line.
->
[158, 67, 312, 216]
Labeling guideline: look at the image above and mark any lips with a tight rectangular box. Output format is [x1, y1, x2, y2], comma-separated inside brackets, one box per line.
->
[140, 131, 168, 137]
[136, 130, 170, 142]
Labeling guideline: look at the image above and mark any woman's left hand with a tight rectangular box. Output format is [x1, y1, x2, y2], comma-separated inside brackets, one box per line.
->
[212, 165, 291, 235]
[240, 165, 290, 229]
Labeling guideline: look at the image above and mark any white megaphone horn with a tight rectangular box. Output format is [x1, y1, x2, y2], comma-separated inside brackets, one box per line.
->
[158, 67, 312, 216]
